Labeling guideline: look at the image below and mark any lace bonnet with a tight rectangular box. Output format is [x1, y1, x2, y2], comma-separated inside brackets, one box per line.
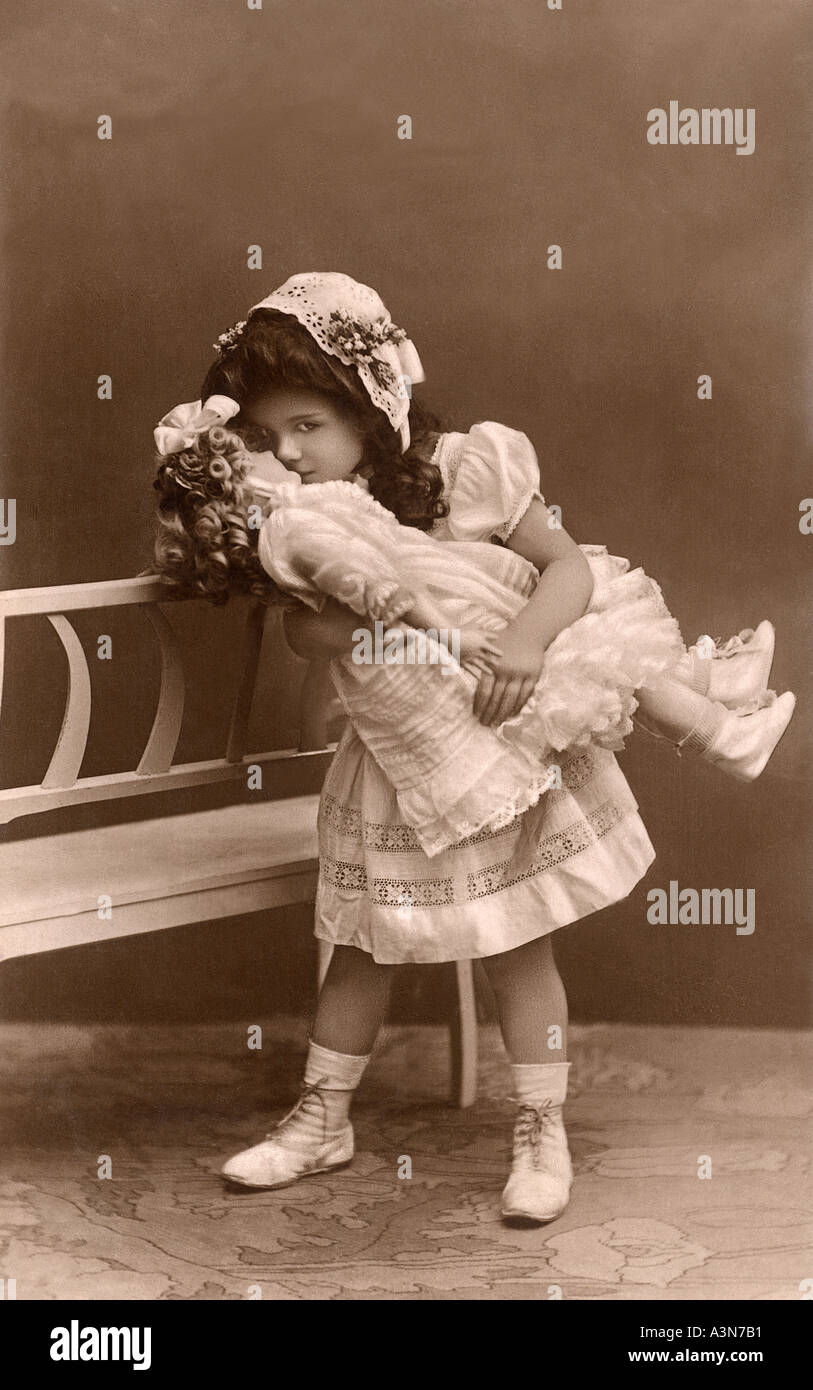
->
[227, 272, 425, 452]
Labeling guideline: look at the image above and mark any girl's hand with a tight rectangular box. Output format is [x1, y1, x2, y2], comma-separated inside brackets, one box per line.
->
[472, 627, 544, 726]
[457, 625, 503, 678]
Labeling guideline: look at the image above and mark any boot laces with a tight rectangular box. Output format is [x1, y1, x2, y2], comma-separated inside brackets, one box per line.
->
[512, 1100, 558, 1169]
[694, 630, 756, 661]
[264, 1075, 331, 1143]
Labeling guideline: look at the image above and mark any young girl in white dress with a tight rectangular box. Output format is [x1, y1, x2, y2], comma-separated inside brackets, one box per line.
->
[151, 273, 795, 1224]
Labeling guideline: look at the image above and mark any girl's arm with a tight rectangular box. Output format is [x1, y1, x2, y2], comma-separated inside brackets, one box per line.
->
[473, 498, 594, 726]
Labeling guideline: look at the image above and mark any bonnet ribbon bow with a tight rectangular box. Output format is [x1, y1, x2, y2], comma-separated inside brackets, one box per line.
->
[154, 395, 241, 455]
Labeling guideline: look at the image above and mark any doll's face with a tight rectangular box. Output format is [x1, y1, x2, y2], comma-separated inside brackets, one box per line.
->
[241, 389, 365, 485]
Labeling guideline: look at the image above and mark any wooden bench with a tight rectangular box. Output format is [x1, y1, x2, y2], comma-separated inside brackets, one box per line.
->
[0, 575, 478, 1105]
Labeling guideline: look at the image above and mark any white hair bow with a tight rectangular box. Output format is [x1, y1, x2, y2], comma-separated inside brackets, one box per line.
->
[154, 395, 241, 455]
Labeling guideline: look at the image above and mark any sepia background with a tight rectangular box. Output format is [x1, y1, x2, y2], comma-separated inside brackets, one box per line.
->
[1, 0, 810, 1029]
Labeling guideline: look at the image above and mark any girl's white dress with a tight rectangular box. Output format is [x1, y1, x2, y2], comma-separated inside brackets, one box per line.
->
[258, 422, 685, 963]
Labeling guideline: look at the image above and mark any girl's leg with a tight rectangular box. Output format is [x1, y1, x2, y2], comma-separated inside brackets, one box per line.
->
[310, 943, 397, 1055]
[481, 933, 574, 1223]
[222, 945, 395, 1189]
[480, 933, 568, 1062]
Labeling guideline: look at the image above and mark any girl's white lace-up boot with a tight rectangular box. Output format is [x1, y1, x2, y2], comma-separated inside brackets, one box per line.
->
[220, 1040, 371, 1190]
[501, 1061, 573, 1224]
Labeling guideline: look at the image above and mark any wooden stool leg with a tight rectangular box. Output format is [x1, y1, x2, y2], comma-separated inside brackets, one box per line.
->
[449, 959, 478, 1108]
[316, 938, 334, 993]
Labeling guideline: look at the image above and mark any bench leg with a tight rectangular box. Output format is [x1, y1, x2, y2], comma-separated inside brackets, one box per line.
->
[449, 959, 478, 1108]
[316, 938, 334, 993]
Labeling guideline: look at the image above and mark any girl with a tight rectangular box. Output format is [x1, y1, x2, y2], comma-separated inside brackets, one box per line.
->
[151, 272, 795, 1224]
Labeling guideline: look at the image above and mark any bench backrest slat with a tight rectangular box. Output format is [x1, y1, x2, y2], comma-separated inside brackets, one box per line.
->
[0, 575, 187, 617]
[41, 615, 92, 790]
[136, 604, 186, 775]
[0, 576, 338, 826]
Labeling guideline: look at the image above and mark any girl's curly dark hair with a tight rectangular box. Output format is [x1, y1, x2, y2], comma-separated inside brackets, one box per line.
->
[150, 308, 450, 606]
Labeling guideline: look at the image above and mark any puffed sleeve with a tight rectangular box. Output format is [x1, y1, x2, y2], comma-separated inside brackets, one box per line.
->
[257, 504, 416, 625]
[443, 420, 546, 544]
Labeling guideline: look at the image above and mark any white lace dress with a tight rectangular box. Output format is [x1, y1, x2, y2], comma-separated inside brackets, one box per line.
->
[267, 422, 674, 963]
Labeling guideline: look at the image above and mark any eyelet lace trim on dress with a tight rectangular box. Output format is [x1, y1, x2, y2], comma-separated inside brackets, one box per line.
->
[319, 790, 628, 907]
[493, 488, 547, 542]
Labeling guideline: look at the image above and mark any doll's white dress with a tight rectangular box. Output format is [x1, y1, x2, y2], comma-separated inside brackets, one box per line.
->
[258, 422, 685, 963]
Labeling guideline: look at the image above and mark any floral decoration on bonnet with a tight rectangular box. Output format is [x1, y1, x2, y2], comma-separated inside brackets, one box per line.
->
[213, 309, 408, 391]
[323, 310, 408, 390]
[213, 320, 247, 354]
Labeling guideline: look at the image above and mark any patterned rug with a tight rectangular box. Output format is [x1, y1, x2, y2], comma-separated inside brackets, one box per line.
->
[1, 1020, 810, 1300]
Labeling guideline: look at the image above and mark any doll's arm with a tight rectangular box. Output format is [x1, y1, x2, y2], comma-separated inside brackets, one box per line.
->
[284, 592, 502, 677]
[293, 551, 500, 671]
[396, 586, 503, 673]
[260, 506, 417, 624]
[264, 504, 501, 672]
[283, 599, 374, 661]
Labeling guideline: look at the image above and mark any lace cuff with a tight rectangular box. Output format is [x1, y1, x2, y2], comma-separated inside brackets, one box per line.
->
[362, 579, 415, 625]
[326, 569, 414, 625]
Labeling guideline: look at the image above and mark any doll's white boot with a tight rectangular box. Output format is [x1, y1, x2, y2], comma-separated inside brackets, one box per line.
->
[220, 1040, 370, 1190]
[678, 690, 796, 782]
[676, 621, 775, 710]
[501, 1061, 573, 1224]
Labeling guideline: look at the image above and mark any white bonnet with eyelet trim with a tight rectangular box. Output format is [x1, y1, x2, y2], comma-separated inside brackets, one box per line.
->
[242, 272, 425, 452]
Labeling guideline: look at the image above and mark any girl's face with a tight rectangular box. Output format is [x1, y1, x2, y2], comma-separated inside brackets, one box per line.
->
[241, 389, 365, 485]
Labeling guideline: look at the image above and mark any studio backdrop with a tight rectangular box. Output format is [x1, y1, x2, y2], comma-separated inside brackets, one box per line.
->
[1, 0, 809, 1026]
